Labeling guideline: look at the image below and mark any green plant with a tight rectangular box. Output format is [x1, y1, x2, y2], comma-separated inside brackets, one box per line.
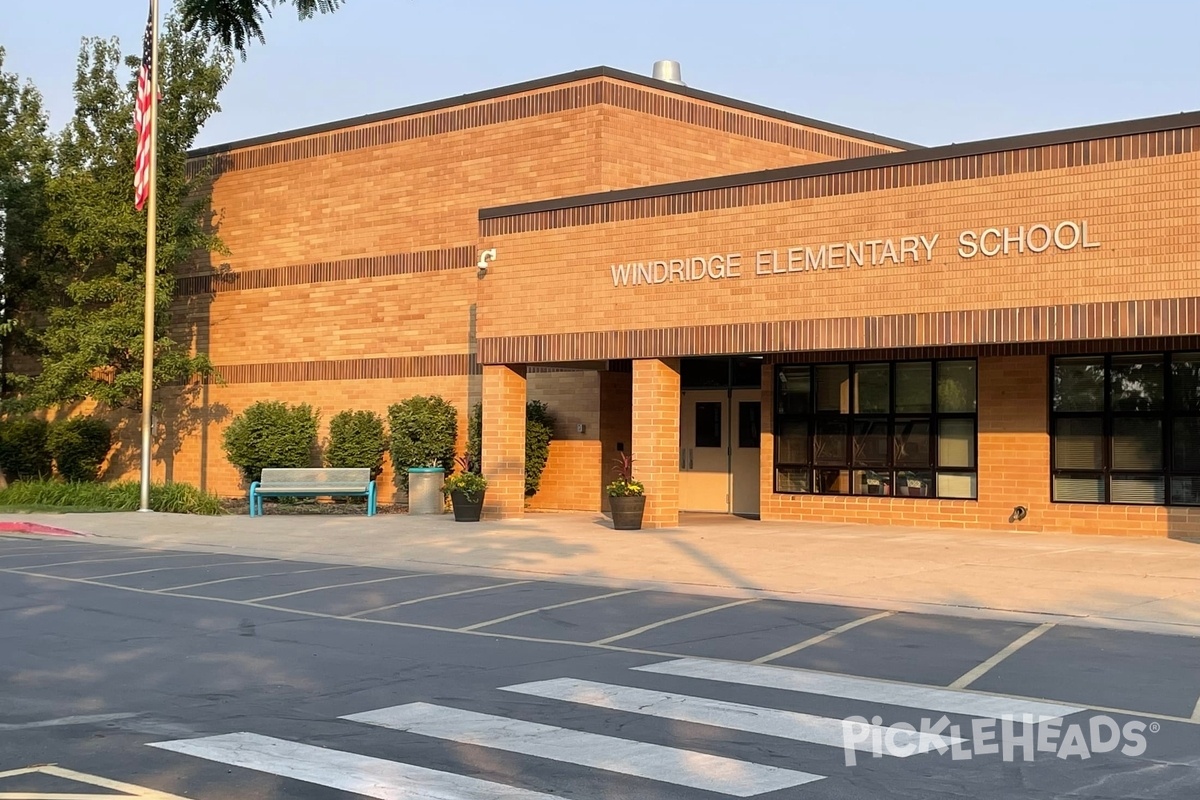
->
[443, 455, 487, 502]
[525, 400, 554, 496]
[464, 399, 554, 495]
[222, 401, 319, 484]
[0, 417, 52, 481]
[0, 478, 222, 514]
[606, 453, 644, 497]
[46, 417, 112, 482]
[325, 410, 387, 476]
[466, 402, 482, 472]
[388, 395, 458, 490]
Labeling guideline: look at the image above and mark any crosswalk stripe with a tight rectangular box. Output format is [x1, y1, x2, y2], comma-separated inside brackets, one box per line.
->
[501, 678, 959, 755]
[343, 701, 822, 796]
[149, 732, 559, 800]
[634, 658, 1084, 721]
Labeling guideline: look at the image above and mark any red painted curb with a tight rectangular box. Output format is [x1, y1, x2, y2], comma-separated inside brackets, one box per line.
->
[0, 521, 87, 537]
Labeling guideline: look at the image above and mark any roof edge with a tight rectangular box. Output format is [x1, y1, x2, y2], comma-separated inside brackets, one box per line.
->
[187, 65, 916, 159]
[478, 108, 1200, 221]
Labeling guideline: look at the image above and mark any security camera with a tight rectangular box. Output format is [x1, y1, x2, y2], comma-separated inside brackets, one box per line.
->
[477, 248, 497, 277]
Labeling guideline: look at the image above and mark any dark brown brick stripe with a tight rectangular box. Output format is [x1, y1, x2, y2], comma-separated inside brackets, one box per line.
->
[478, 297, 1200, 364]
[479, 126, 1198, 236]
[763, 337, 1200, 364]
[177, 246, 475, 296]
[185, 79, 892, 179]
[213, 353, 477, 384]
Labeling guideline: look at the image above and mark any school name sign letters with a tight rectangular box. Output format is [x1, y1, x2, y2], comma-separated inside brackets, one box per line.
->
[609, 219, 1100, 288]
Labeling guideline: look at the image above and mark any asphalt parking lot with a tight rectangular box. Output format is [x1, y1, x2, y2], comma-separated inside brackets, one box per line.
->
[3, 534, 1199, 798]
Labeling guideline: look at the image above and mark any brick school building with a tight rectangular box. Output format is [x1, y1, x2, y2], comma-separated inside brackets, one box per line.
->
[157, 65, 1199, 537]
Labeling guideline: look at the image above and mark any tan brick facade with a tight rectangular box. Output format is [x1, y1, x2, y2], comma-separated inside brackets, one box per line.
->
[92, 66, 1200, 537]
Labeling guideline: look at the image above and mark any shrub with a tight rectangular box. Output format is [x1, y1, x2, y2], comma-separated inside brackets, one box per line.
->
[47, 418, 112, 482]
[0, 417, 52, 481]
[325, 410, 387, 476]
[222, 401, 319, 484]
[466, 402, 482, 473]
[525, 400, 555, 496]
[464, 400, 556, 496]
[0, 479, 222, 514]
[388, 395, 457, 490]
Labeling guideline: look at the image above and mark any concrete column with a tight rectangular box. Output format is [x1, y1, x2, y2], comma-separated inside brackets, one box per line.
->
[632, 358, 681, 528]
[482, 364, 526, 519]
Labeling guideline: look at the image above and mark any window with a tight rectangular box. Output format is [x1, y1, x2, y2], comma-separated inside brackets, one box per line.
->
[1051, 352, 1200, 505]
[695, 402, 722, 448]
[774, 360, 977, 499]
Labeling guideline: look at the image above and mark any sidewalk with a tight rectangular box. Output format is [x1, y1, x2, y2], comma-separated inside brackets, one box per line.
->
[3, 509, 1200, 636]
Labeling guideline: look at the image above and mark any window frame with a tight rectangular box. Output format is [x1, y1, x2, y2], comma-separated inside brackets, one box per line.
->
[1049, 352, 1200, 506]
[773, 358, 978, 500]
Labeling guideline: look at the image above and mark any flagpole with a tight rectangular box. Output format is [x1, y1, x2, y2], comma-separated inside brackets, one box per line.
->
[138, 0, 160, 513]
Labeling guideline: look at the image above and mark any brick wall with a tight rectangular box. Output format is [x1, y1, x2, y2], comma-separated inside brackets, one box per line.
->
[632, 359, 681, 528]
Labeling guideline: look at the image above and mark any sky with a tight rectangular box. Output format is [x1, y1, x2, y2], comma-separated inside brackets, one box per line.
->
[2, 0, 1198, 150]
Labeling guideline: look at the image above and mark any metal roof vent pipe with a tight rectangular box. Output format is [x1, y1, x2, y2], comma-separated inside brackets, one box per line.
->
[652, 60, 686, 86]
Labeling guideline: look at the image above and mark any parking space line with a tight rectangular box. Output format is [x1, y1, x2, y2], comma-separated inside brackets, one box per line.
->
[88, 558, 278, 580]
[592, 597, 759, 645]
[948, 622, 1056, 689]
[246, 572, 438, 602]
[6, 565, 1199, 728]
[1192, 695, 1200, 722]
[0, 546, 149, 561]
[162, 564, 353, 592]
[6, 552, 207, 569]
[751, 610, 895, 664]
[346, 580, 532, 618]
[459, 588, 642, 632]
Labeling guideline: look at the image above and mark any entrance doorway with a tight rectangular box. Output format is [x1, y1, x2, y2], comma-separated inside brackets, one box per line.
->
[678, 358, 763, 517]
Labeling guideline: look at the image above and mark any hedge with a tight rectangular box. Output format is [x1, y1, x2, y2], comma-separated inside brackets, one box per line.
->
[47, 418, 112, 482]
[222, 401, 319, 484]
[388, 396, 457, 490]
[0, 417, 52, 482]
[325, 410, 388, 476]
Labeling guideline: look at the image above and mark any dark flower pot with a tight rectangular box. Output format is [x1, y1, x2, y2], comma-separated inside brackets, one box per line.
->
[450, 489, 485, 522]
[609, 494, 646, 530]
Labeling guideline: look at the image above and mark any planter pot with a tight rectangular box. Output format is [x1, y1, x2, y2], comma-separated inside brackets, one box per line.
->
[450, 489, 485, 522]
[609, 494, 646, 530]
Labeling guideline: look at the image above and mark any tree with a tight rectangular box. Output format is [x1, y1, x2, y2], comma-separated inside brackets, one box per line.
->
[0, 48, 51, 396]
[10, 17, 234, 412]
[179, 0, 345, 57]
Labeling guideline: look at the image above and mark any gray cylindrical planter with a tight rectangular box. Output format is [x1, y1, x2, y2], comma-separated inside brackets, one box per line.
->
[609, 495, 646, 530]
[407, 467, 445, 515]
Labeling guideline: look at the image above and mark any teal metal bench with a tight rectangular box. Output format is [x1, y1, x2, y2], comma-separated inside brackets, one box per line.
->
[248, 468, 377, 517]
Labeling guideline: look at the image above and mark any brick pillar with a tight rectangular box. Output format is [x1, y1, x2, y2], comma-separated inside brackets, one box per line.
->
[482, 364, 527, 519]
[632, 358, 680, 528]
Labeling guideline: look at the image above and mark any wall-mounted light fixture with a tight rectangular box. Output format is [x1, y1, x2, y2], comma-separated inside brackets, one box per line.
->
[477, 248, 497, 277]
[1009, 505, 1028, 523]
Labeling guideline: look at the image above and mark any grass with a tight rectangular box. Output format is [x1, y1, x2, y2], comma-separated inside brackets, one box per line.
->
[0, 479, 224, 515]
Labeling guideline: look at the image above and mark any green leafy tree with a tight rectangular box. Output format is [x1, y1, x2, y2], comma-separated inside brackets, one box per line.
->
[222, 401, 319, 484]
[12, 18, 233, 411]
[179, 0, 345, 56]
[325, 409, 387, 476]
[0, 48, 51, 396]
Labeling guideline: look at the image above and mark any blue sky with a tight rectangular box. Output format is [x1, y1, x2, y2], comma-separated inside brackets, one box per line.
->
[3, 0, 1198, 149]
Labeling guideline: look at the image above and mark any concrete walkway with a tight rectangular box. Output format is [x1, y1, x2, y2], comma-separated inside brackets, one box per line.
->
[3, 509, 1200, 636]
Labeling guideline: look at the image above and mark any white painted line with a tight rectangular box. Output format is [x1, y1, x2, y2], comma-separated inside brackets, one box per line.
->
[635, 658, 1084, 721]
[150, 731, 560, 800]
[162, 564, 354, 591]
[458, 588, 642, 632]
[0, 764, 190, 798]
[246, 572, 437, 602]
[8, 552, 208, 569]
[751, 610, 896, 664]
[1191, 693, 1200, 723]
[949, 622, 1056, 689]
[0, 712, 138, 731]
[344, 702, 822, 796]
[346, 580, 532, 618]
[501, 678, 958, 755]
[593, 598, 760, 645]
[0, 547, 150, 562]
[88, 559, 278, 580]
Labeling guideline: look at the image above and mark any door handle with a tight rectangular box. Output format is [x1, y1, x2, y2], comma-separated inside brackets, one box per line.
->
[688, 449, 694, 470]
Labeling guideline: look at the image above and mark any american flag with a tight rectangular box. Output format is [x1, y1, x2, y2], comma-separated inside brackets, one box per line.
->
[133, 4, 154, 211]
